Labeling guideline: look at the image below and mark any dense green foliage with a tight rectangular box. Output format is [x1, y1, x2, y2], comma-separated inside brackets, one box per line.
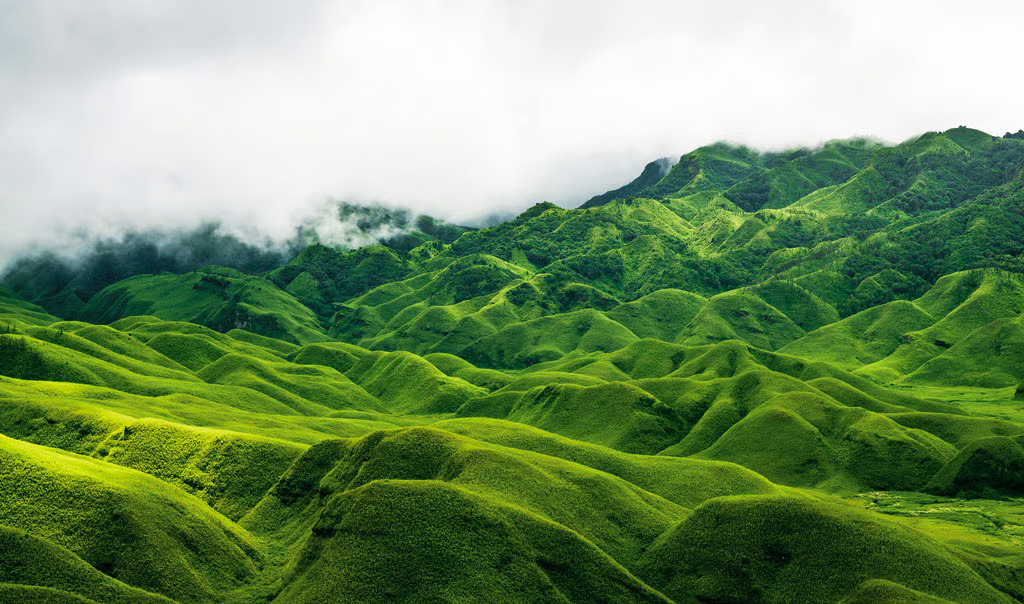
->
[1, 127, 1024, 603]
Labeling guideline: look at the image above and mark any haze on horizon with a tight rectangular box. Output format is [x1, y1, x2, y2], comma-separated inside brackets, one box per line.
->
[1, 0, 1022, 263]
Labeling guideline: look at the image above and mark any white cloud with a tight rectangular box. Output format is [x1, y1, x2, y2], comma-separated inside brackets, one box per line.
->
[1, 0, 1022, 263]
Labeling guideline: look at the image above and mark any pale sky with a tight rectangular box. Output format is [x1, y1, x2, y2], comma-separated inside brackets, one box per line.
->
[1, 0, 1022, 262]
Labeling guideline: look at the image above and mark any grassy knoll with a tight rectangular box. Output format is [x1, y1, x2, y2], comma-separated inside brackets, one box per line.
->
[82, 269, 328, 345]
[0, 435, 263, 603]
[637, 494, 1016, 604]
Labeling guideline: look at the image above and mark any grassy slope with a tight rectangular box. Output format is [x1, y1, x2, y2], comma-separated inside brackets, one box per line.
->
[275, 480, 671, 604]
[637, 494, 1015, 604]
[0, 286, 59, 328]
[858, 270, 1024, 383]
[0, 525, 174, 604]
[0, 290, 1020, 602]
[82, 269, 327, 345]
[0, 435, 262, 603]
[1, 129, 1024, 602]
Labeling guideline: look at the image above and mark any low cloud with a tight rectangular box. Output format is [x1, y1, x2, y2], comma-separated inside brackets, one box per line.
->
[2, 0, 1022, 266]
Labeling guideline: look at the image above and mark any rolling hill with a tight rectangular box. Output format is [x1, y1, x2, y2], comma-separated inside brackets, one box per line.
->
[1, 127, 1024, 603]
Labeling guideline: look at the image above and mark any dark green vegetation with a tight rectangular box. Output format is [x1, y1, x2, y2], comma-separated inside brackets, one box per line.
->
[1, 203, 470, 320]
[1, 127, 1023, 602]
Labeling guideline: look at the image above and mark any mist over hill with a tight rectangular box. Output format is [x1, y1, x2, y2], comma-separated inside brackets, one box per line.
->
[2, 127, 1024, 603]
[0, 202, 473, 319]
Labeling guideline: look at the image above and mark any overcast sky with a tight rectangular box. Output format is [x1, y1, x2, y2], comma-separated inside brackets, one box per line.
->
[1, 0, 1022, 262]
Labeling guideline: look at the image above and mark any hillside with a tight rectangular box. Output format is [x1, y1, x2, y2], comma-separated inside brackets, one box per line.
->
[1, 127, 1024, 603]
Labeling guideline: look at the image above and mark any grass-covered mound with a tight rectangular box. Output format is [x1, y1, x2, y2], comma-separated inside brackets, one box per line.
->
[456, 381, 687, 454]
[0, 526, 173, 604]
[459, 309, 639, 369]
[676, 290, 806, 350]
[745, 279, 839, 331]
[344, 350, 487, 413]
[857, 270, 1024, 384]
[332, 254, 538, 351]
[268, 244, 412, 317]
[0, 435, 262, 603]
[197, 353, 386, 414]
[905, 313, 1024, 387]
[692, 392, 956, 491]
[82, 269, 328, 345]
[98, 420, 304, 519]
[0, 286, 59, 328]
[242, 424, 791, 602]
[247, 424, 767, 602]
[421, 351, 515, 390]
[604, 289, 707, 341]
[315, 427, 688, 566]
[780, 300, 936, 369]
[431, 417, 778, 508]
[838, 580, 959, 604]
[275, 480, 671, 604]
[636, 494, 1015, 604]
[0, 396, 303, 519]
[924, 436, 1024, 498]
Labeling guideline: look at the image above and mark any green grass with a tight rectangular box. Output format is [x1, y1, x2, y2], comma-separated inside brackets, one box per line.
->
[421, 351, 514, 389]
[846, 490, 1024, 552]
[2, 128, 1024, 601]
[0, 435, 263, 603]
[794, 165, 889, 214]
[0, 286, 59, 328]
[906, 313, 1024, 387]
[344, 350, 487, 413]
[0, 301, 1022, 601]
[318, 427, 688, 567]
[677, 290, 805, 350]
[781, 299, 936, 368]
[82, 270, 328, 345]
[746, 279, 839, 331]
[636, 493, 1015, 604]
[431, 417, 778, 508]
[0, 393, 303, 519]
[859, 270, 1024, 383]
[694, 392, 956, 491]
[456, 381, 687, 454]
[838, 579, 960, 603]
[275, 480, 671, 603]
[0, 525, 174, 604]
[459, 309, 639, 369]
[925, 436, 1024, 498]
[604, 288, 707, 341]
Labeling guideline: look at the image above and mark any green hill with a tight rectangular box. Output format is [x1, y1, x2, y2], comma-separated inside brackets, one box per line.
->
[0, 435, 263, 603]
[1, 127, 1024, 601]
[636, 494, 1014, 604]
[780, 300, 936, 369]
[581, 157, 675, 208]
[924, 436, 1024, 498]
[274, 480, 671, 604]
[676, 290, 806, 350]
[857, 270, 1024, 383]
[82, 268, 328, 345]
[0, 526, 173, 604]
